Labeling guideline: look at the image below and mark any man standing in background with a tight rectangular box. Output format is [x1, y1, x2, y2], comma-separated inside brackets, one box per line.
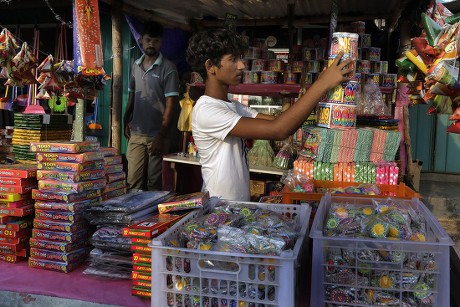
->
[124, 21, 179, 191]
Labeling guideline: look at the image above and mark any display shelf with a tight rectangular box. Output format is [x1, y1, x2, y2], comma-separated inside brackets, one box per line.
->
[163, 153, 288, 176]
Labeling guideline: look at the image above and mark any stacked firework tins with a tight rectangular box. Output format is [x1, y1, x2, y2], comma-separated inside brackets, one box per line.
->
[0, 164, 37, 263]
[28, 141, 105, 273]
[317, 32, 359, 129]
[241, 39, 279, 85]
[351, 21, 396, 88]
[12, 114, 72, 163]
[0, 126, 13, 163]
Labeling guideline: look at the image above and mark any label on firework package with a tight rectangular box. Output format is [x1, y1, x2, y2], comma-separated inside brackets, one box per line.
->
[33, 219, 87, 233]
[38, 178, 106, 193]
[123, 213, 185, 239]
[30, 247, 89, 263]
[34, 197, 100, 212]
[37, 169, 105, 183]
[28, 257, 85, 273]
[0, 164, 37, 178]
[158, 191, 209, 214]
[29, 141, 100, 153]
[0, 176, 37, 186]
[29, 238, 90, 253]
[37, 160, 104, 172]
[32, 189, 101, 203]
[32, 229, 87, 243]
[317, 102, 357, 129]
[36, 151, 104, 163]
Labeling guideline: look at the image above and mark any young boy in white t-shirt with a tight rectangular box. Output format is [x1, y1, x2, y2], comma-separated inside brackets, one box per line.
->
[186, 28, 353, 201]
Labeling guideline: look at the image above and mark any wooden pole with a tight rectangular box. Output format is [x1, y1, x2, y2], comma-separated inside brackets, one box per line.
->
[111, 6, 123, 151]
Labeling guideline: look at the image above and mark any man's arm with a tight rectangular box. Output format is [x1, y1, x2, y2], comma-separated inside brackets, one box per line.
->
[123, 92, 135, 139]
[149, 95, 178, 155]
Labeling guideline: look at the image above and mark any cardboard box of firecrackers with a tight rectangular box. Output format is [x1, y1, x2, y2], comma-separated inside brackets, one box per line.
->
[0, 164, 37, 263]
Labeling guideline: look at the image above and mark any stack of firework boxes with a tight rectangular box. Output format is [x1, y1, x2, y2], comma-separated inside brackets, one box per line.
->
[122, 192, 209, 298]
[0, 164, 37, 263]
[28, 141, 106, 273]
[100, 147, 126, 200]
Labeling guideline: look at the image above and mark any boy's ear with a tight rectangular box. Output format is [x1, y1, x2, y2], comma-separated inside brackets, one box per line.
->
[205, 59, 215, 74]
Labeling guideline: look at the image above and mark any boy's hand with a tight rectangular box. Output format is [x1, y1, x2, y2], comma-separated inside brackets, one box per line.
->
[318, 51, 354, 90]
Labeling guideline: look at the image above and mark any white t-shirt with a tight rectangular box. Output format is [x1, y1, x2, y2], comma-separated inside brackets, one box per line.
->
[192, 95, 258, 201]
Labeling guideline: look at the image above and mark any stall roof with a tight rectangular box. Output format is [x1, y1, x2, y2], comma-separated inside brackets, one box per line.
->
[112, 0, 423, 31]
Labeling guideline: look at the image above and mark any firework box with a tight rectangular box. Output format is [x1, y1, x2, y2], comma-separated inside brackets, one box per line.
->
[133, 253, 151, 264]
[0, 205, 34, 217]
[0, 253, 26, 263]
[131, 238, 152, 245]
[32, 189, 101, 203]
[30, 247, 90, 263]
[131, 244, 152, 254]
[29, 141, 100, 153]
[36, 151, 104, 163]
[34, 209, 84, 222]
[0, 241, 29, 253]
[29, 238, 90, 253]
[0, 199, 34, 208]
[37, 160, 105, 172]
[123, 213, 185, 239]
[0, 215, 16, 224]
[132, 279, 152, 288]
[316, 102, 357, 129]
[0, 184, 36, 194]
[31, 229, 88, 243]
[131, 271, 151, 281]
[104, 164, 123, 174]
[0, 247, 28, 257]
[0, 218, 33, 231]
[102, 180, 126, 194]
[38, 178, 106, 193]
[34, 197, 100, 212]
[103, 155, 122, 165]
[0, 235, 29, 245]
[133, 263, 152, 274]
[106, 172, 126, 183]
[131, 286, 151, 298]
[0, 176, 37, 186]
[0, 228, 31, 239]
[157, 192, 209, 214]
[37, 169, 106, 183]
[28, 257, 86, 273]
[0, 164, 37, 178]
[0, 193, 31, 202]
[99, 147, 119, 157]
[33, 218, 88, 233]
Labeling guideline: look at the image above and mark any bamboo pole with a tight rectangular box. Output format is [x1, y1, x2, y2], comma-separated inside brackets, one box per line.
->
[111, 6, 123, 151]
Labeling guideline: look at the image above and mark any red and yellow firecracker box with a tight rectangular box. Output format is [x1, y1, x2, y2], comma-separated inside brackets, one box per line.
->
[158, 192, 210, 214]
[133, 253, 151, 264]
[99, 147, 119, 157]
[0, 228, 31, 239]
[31, 229, 87, 243]
[132, 280, 152, 288]
[38, 178, 106, 193]
[37, 169, 105, 183]
[28, 257, 86, 273]
[106, 172, 126, 183]
[123, 213, 186, 239]
[0, 199, 34, 208]
[0, 164, 37, 178]
[37, 160, 104, 172]
[34, 209, 84, 223]
[0, 185, 36, 194]
[0, 218, 33, 231]
[0, 192, 31, 202]
[34, 197, 100, 212]
[36, 151, 104, 163]
[131, 244, 152, 254]
[0, 252, 26, 263]
[0, 176, 37, 186]
[32, 189, 101, 203]
[33, 219, 87, 233]
[133, 263, 152, 274]
[131, 286, 151, 298]
[0, 241, 29, 253]
[29, 238, 90, 253]
[30, 247, 89, 263]
[0, 205, 34, 217]
[103, 155, 122, 165]
[131, 271, 151, 281]
[29, 141, 100, 153]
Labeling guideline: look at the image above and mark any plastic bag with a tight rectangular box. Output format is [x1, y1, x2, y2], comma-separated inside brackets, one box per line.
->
[272, 139, 296, 169]
[248, 140, 274, 167]
[281, 170, 314, 192]
[357, 81, 390, 116]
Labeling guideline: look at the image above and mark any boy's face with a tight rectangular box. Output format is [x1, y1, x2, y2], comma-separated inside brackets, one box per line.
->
[213, 54, 245, 85]
[141, 34, 162, 57]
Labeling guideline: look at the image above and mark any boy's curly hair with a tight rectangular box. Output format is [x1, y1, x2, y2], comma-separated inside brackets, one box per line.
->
[186, 28, 248, 80]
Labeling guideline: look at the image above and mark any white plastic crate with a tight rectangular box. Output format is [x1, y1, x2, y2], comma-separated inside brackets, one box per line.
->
[310, 194, 454, 307]
[149, 197, 311, 307]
